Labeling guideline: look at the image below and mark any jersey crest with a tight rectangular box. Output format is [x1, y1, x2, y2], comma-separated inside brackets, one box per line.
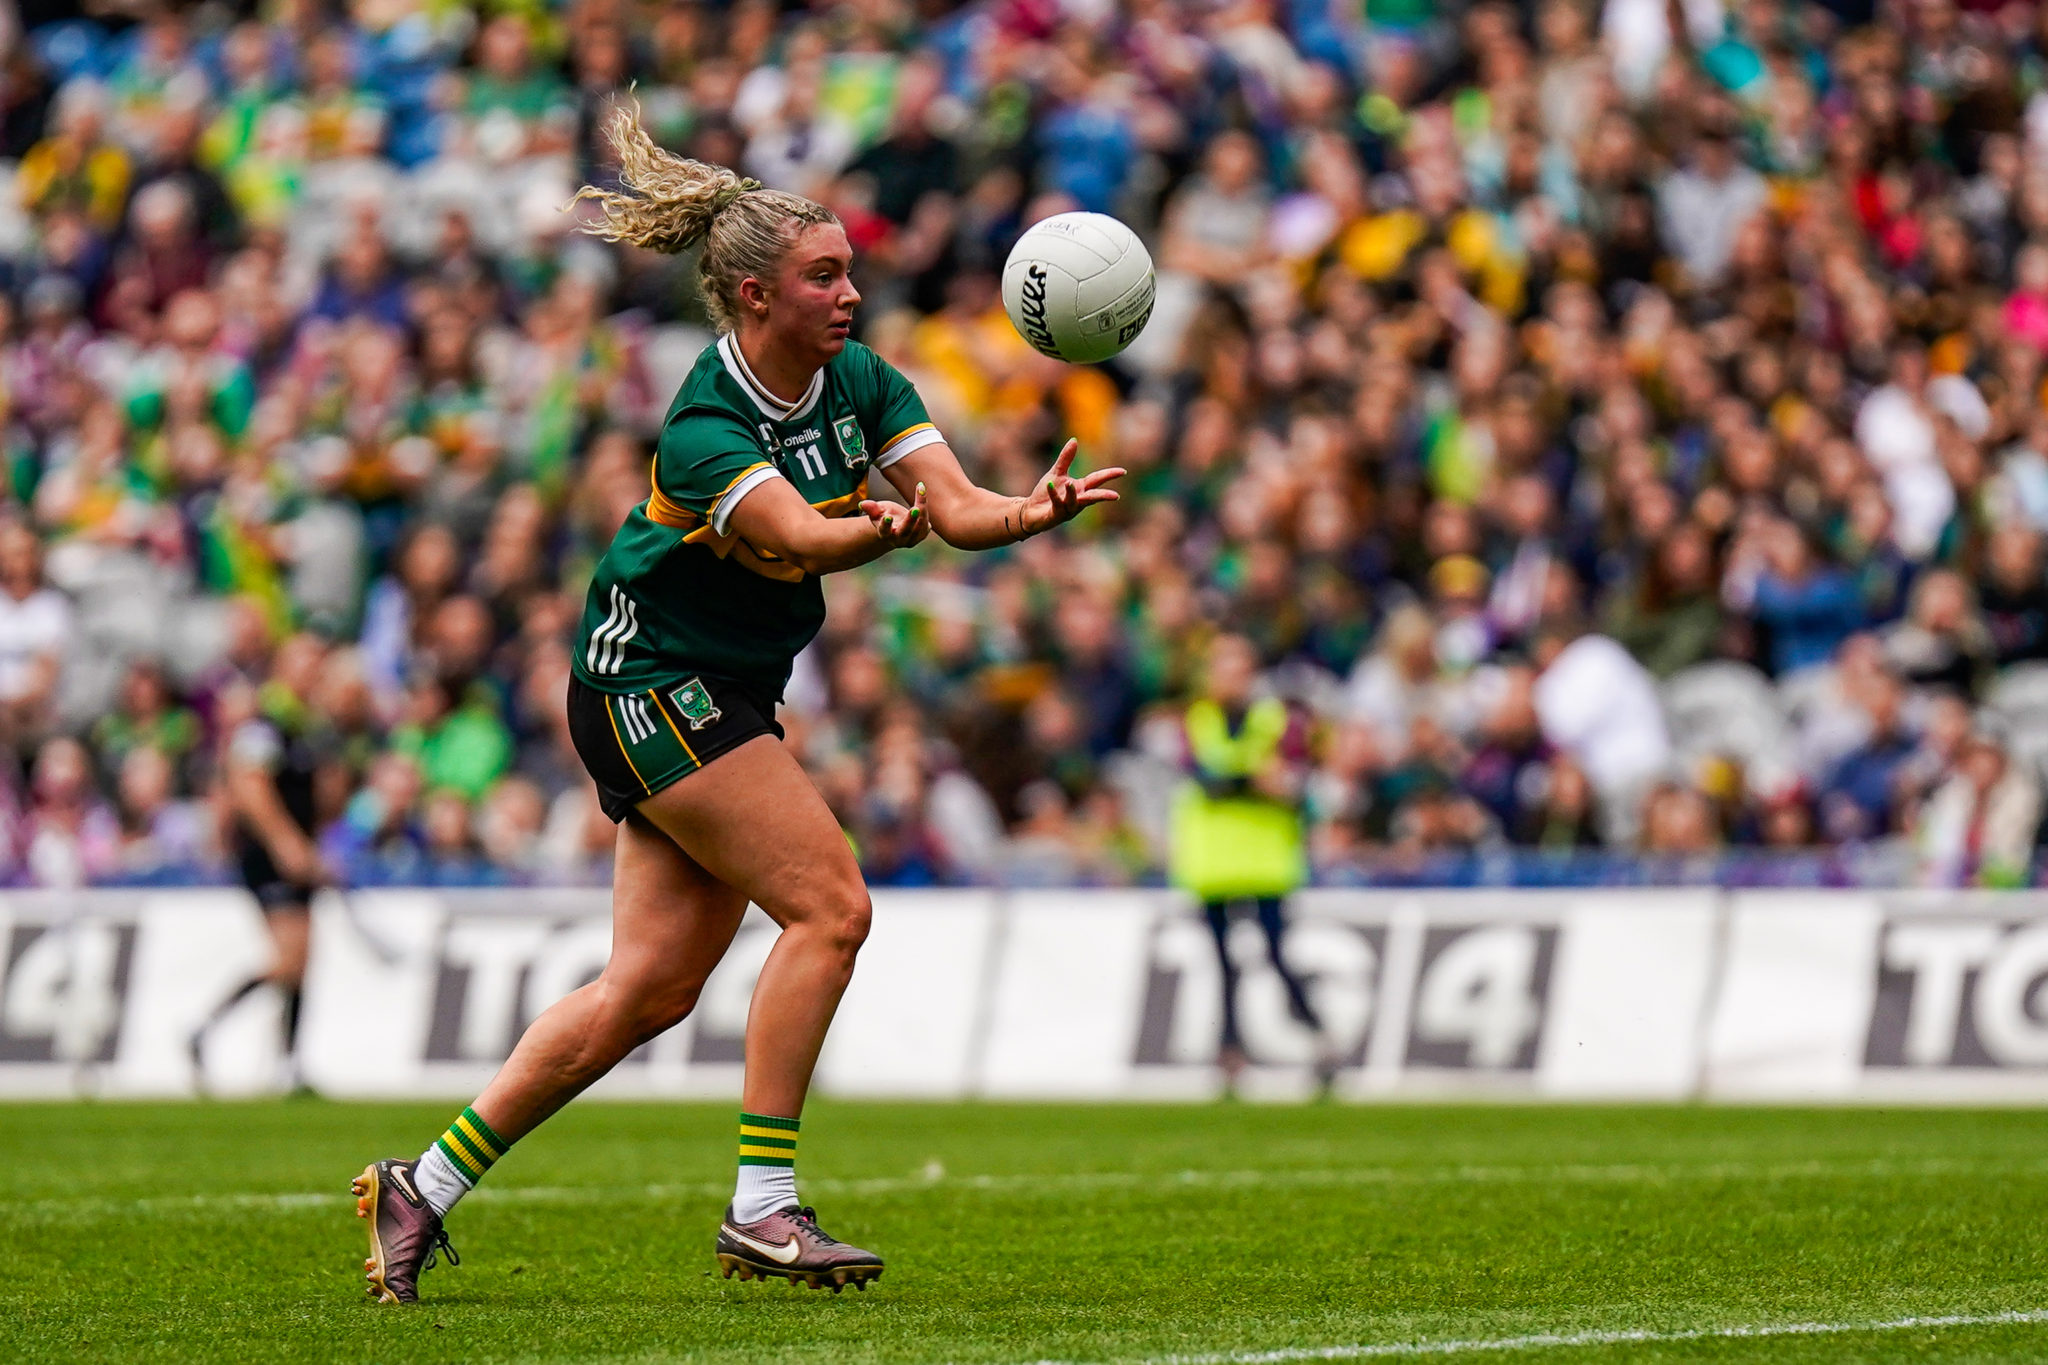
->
[832, 414, 869, 471]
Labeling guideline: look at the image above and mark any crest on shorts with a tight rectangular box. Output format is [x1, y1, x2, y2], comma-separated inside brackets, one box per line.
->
[669, 678, 723, 731]
[833, 415, 868, 470]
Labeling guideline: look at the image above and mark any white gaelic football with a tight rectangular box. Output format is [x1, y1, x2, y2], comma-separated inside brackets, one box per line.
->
[1002, 211, 1156, 365]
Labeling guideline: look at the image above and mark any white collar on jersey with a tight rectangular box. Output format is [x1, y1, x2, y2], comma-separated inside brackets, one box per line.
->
[717, 332, 823, 424]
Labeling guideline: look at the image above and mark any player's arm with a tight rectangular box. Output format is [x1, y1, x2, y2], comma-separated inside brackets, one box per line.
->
[725, 475, 930, 577]
[881, 438, 1124, 550]
[662, 409, 927, 576]
[858, 342, 1121, 548]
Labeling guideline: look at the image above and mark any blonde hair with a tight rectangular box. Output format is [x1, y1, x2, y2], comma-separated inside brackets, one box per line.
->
[569, 105, 839, 333]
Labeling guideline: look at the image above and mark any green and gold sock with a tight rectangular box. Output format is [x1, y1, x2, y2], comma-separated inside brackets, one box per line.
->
[410, 1105, 510, 1217]
[733, 1112, 800, 1221]
[738, 1112, 799, 1166]
[437, 1105, 510, 1183]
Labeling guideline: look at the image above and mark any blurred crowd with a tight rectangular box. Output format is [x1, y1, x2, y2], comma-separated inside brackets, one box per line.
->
[5, 0, 2048, 888]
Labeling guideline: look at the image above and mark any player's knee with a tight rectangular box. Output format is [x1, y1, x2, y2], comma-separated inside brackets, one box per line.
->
[581, 974, 693, 1060]
[819, 884, 871, 960]
[610, 974, 700, 1041]
[633, 982, 701, 1041]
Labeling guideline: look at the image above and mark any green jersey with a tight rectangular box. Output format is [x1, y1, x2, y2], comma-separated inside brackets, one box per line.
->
[572, 333, 941, 698]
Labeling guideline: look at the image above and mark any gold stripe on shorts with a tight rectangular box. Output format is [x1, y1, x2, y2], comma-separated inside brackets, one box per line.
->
[649, 689, 699, 766]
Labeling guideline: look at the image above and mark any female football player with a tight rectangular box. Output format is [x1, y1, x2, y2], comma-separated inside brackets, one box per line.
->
[352, 107, 1124, 1302]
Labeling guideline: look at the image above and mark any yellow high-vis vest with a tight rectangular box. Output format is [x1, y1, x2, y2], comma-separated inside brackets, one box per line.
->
[1168, 697, 1307, 900]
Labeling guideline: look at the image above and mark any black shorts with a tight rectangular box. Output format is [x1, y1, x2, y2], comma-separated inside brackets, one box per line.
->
[237, 846, 316, 914]
[567, 674, 784, 823]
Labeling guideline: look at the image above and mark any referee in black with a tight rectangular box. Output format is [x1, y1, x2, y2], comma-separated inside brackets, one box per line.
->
[189, 640, 336, 1092]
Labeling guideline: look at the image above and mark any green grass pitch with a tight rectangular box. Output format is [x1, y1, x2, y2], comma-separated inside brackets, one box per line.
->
[6, 1100, 2048, 1363]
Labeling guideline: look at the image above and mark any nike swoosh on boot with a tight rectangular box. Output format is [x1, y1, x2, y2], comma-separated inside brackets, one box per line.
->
[721, 1225, 803, 1263]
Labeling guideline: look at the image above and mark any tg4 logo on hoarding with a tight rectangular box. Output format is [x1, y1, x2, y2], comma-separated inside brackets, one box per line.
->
[421, 912, 774, 1067]
[0, 916, 134, 1065]
[1134, 912, 1556, 1073]
[1867, 918, 2048, 1068]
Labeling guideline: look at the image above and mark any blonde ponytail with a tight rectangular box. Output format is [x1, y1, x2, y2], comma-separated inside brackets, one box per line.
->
[569, 105, 839, 332]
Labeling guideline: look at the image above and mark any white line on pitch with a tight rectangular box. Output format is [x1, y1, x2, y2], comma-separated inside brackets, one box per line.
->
[6, 1155, 2042, 1222]
[1008, 1308, 2048, 1364]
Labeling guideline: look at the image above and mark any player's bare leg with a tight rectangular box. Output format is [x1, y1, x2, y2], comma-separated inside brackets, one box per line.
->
[634, 734, 884, 1290]
[635, 735, 868, 1118]
[267, 908, 311, 992]
[465, 816, 747, 1134]
[355, 815, 746, 1303]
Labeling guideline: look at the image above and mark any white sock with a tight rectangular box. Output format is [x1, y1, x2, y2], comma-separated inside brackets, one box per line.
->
[733, 1164, 798, 1223]
[413, 1144, 473, 1218]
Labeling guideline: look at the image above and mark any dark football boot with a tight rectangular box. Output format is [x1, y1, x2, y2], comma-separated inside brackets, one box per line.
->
[715, 1204, 883, 1292]
[352, 1158, 459, 1304]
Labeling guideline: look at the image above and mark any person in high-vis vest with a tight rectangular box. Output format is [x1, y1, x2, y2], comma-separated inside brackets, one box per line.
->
[1169, 633, 1330, 1089]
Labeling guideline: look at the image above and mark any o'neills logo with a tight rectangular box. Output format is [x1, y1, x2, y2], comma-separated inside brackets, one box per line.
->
[1018, 264, 1056, 356]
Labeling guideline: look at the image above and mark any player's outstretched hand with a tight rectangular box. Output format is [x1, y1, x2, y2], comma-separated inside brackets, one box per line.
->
[861, 480, 931, 549]
[1023, 439, 1125, 535]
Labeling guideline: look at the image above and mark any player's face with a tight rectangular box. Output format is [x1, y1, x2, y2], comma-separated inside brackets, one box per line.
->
[768, 222, 860, 362]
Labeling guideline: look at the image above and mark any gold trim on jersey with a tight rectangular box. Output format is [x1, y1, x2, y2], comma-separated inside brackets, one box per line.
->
[646, 482, 701, 530]
[675, 524, 806, 583]
[715, 462, 775, 498]
[730, 540, 806, 582]
[879, 422, 937, 457]
[670, 485, 866, 583]
[646, 460, 772, 531]
[810, 491, 863, 518]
